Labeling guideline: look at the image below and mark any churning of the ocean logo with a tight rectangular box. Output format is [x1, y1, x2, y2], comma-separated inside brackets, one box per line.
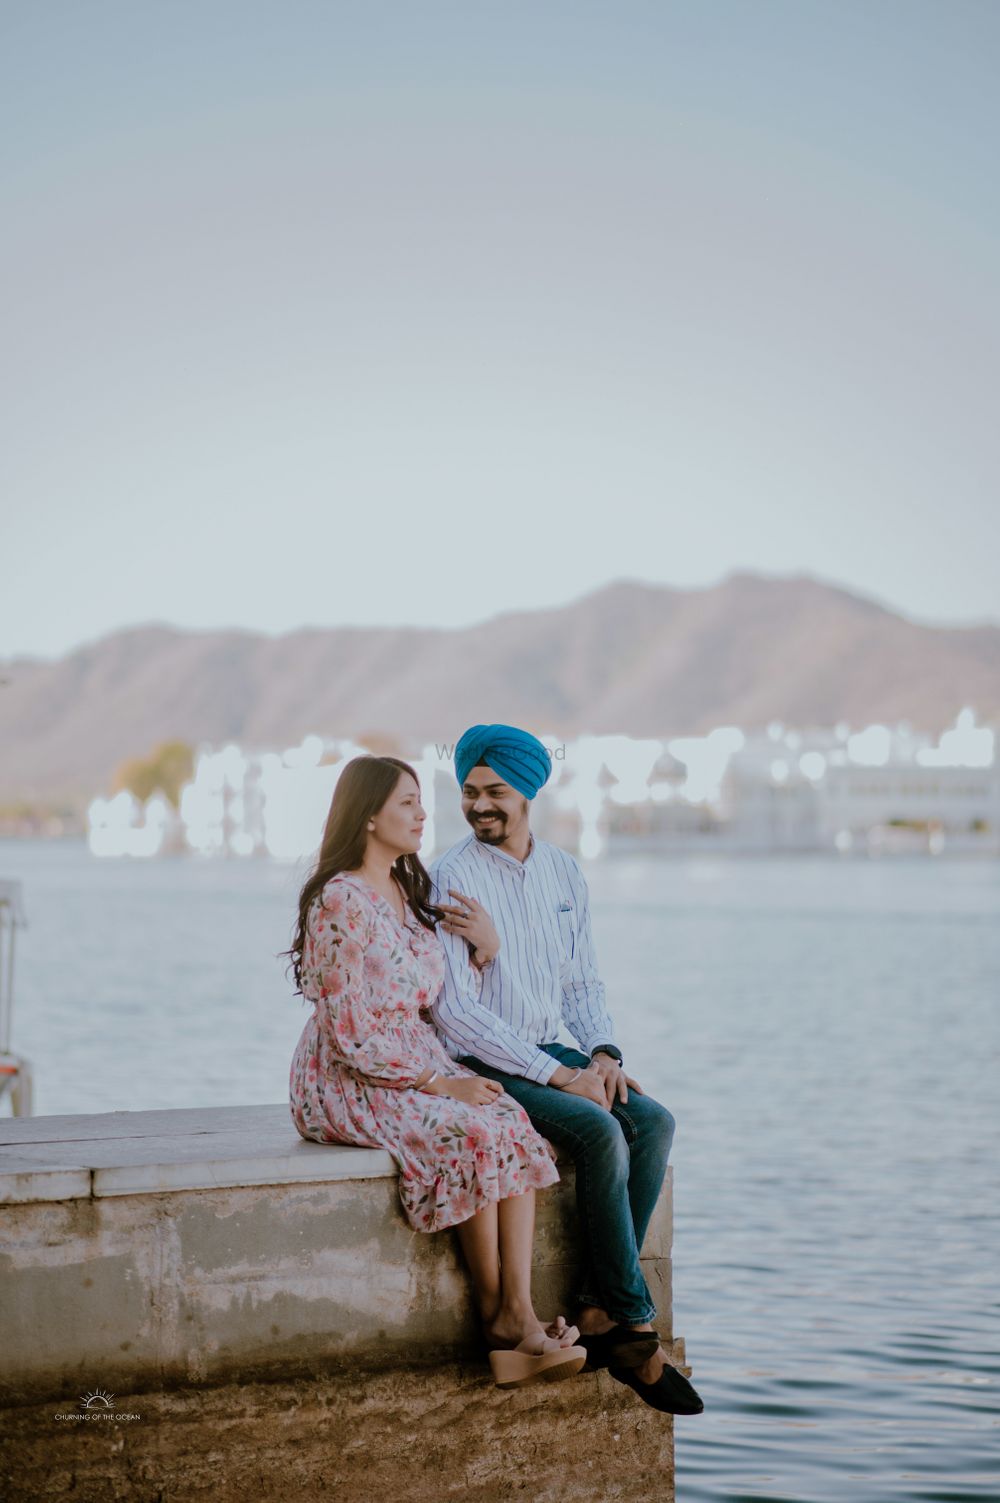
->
[5, 839, 999, 1500]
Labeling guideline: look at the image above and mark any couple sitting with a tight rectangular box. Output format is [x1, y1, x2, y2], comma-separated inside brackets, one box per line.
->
[288, 723, 703, 1415]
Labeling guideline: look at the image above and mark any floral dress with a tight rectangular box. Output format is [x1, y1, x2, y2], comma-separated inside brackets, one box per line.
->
[289, 872, 559, 1232]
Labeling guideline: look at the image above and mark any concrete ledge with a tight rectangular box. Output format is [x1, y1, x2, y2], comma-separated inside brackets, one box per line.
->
[0, 1104, 678, 1501]
[0, 1162, 93, 1204]
[0, 1104, 394, 1201]
[0, 1104, 293, 1143]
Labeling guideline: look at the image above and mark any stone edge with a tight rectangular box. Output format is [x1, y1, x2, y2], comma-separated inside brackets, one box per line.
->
[0, 1146, 396, 1205]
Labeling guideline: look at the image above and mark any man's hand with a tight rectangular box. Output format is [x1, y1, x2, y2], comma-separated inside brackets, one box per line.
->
[589, 1054, 645, 1108]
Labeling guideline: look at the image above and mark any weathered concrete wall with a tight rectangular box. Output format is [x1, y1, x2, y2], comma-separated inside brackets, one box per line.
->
[0, 1106, 681, 1501]
[0, 1167, 672, 1405]
[1, 1364, 680, 1503]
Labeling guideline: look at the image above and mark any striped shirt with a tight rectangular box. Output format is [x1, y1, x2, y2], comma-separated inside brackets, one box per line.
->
[428, 833, 617, 1084]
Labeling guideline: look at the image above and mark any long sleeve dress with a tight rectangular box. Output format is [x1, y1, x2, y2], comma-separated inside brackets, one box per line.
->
[289, 872, 559, 1232]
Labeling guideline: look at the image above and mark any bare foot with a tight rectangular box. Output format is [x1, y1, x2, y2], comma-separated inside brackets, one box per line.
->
[543, 1316, 581, 1346]
[633, 1345, 669, 1384]
[577, 1308, 659, 1342]
[576, 1306, 615, 1336]
[486, 1313, 579, 1350]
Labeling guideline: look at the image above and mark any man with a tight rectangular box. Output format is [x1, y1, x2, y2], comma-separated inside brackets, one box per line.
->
[429, 723, 703, 1416]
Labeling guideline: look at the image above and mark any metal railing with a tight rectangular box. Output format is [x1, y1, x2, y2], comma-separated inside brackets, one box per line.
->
[0, 880, 33, 1115]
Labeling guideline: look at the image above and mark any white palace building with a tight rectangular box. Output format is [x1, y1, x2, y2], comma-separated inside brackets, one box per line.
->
[599, 710, 999, 857]
[87, 711, 999, 861]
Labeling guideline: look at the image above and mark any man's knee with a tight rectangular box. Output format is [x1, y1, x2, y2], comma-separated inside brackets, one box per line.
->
[634, 1096, 676, 1155]
[530, 1095, 627, 1168]
[574, 1105, 632, 1176]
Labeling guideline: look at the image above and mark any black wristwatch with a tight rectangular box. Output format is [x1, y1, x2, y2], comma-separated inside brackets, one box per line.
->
[591, 1045, 623, 1065]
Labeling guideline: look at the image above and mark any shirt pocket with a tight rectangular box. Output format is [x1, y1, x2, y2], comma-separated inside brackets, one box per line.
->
[556, 901, 577, 964]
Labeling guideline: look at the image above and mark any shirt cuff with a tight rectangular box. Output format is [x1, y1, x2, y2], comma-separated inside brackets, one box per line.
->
[583, 1034, 619, 1058]
[522, 1050, 561, 1085]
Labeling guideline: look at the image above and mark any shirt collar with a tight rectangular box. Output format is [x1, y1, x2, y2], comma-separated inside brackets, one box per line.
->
[468, 830, 535, 869]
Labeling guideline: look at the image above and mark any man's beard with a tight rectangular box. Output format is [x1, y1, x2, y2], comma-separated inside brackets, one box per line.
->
[468, 812, 507, 845]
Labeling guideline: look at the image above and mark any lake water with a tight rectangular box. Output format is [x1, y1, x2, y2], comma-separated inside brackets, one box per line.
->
[2, 841, 998, 1501]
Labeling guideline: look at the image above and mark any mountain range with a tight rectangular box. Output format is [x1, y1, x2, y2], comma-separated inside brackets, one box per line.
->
[2, 573, 998, 808]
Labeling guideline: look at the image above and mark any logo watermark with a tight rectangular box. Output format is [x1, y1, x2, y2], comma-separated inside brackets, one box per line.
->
[54, 1389, 142, 1423]
[433, 742, 565, 763]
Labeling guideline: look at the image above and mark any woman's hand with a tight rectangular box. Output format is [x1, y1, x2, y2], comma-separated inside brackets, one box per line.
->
[429, 1074, 505, 1107]
[438, 889, 501, 968]
[549, 1063, 612, 1111]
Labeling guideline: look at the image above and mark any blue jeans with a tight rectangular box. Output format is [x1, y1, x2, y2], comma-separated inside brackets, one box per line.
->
[463, 1043, 675, 1325]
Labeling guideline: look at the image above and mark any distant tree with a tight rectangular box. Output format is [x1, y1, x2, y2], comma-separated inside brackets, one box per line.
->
[113, 741, 194, 809]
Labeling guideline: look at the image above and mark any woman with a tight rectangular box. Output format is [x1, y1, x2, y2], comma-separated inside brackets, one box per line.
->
[287, 755, 584, 1388]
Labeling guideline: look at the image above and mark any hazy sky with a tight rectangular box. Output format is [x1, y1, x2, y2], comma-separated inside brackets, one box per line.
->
[3, 0, 998, 659]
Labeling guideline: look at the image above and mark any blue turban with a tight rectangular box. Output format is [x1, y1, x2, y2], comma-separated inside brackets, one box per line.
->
[454, 724, 552, 800]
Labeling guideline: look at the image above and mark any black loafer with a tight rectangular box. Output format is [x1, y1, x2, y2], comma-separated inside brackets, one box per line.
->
[609, 1360, 705, 1414]
[579, 1326, 661, 1371]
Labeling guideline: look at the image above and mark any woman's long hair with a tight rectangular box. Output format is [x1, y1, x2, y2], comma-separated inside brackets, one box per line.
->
[284, 755, 444, 995]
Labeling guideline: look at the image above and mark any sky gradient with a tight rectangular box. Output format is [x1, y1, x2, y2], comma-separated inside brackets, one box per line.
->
[3, 0, 999, 659]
